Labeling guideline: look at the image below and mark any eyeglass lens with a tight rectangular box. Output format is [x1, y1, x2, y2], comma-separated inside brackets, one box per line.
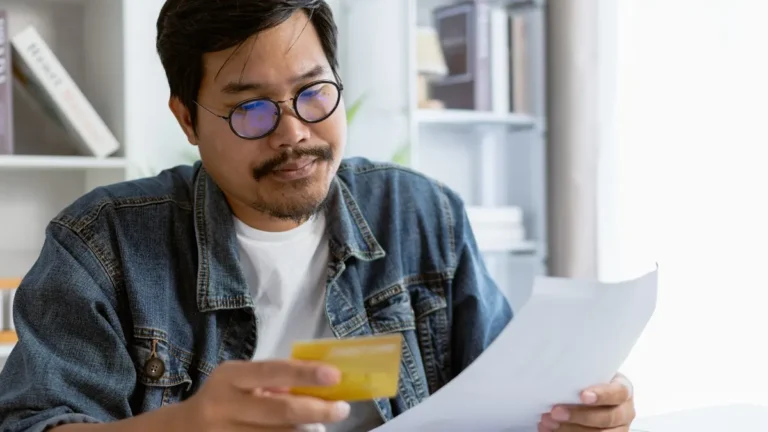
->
[229, 81, 340, 139]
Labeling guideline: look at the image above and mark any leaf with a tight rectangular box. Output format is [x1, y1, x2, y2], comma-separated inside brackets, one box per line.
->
[391, 143, 410, 166]
[346, 93, 367, 124]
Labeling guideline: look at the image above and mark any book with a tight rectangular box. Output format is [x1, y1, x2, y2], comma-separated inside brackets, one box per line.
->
[0, 10, 12, 154]
[0, 279, 20, 333]
[509, 14, 529, 113]
[11, 26, 119, 158]
[0, 330, 17, 344]
[430, 2, 493, 111]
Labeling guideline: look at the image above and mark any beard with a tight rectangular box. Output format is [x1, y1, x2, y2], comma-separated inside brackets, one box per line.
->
[249, 146, 334, 224]
[248, 181, 331, 224]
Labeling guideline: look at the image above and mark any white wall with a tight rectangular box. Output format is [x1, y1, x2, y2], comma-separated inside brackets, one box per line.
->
[123, 1, 192, 178]
[603, 0, 768, 417]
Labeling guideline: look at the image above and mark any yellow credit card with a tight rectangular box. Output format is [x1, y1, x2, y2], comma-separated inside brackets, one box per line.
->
[290, 333, 403, 401]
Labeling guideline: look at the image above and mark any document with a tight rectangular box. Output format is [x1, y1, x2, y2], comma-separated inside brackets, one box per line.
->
[372, 267, 658, 432]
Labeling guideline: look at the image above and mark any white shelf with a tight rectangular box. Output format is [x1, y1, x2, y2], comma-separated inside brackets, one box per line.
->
[480, 239, 538, 254]
[0, 344, 14, 358]
[416, 109, 537, 129]
[0, 155, 127, 171]
[478, 0, 544, 8]
[467, 206, 537, 254]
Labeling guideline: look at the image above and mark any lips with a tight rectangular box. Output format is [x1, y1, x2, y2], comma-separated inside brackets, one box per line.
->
[275, 157, 316, 172]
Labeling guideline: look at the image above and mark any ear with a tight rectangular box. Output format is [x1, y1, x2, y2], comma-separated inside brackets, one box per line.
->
[169, 96, 198, 145]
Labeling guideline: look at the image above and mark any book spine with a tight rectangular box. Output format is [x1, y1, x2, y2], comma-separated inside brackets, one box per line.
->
[473, 3, 493, 111]
[12, 27, 119, 158]
[0, 10, 12, 155]
[510, 16, 528, 113]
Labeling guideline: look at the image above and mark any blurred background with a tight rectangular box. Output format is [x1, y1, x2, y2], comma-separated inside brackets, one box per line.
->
[0, 0, 767, 422]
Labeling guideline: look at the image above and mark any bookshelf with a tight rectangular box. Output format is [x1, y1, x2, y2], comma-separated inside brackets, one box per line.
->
[333, 0, 548, 306]
[0, 344, 12, 358]
[0, 155, 128, 170]
[0, 0, 190, 333]
[0, 332, 15, 358]
[415, 109, 537, 128]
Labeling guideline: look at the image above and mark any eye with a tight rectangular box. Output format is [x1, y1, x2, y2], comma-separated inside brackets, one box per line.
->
[299, 83, 333, 100]
[300, 89, 321, 99]
[240, 99, 271, 111]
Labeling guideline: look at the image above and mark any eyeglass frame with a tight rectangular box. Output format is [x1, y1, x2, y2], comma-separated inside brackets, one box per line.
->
[194, 79, 345, 140]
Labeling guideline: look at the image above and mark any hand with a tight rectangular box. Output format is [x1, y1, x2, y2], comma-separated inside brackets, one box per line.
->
[176, 359, 351, 431]
[538, 373, 635, 432]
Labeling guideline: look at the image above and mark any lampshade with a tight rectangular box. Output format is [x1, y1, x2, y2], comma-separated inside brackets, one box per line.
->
[417, 27, 448, 77]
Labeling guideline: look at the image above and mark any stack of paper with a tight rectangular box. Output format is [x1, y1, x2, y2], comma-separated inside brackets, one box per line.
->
[373, 268, 658, 431]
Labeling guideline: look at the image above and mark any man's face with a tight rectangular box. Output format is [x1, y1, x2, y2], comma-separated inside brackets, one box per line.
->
[176, 11, 346, 228]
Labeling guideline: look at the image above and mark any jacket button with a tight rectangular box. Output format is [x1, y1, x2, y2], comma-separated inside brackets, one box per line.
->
[144, 357, 165, 380]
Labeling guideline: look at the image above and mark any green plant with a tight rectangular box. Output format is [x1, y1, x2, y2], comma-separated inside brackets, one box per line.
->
[391, 143, 410, 166]
[345, 93, 366, 124]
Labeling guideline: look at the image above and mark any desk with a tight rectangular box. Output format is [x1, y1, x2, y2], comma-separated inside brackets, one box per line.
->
[631, 404, 768, 431]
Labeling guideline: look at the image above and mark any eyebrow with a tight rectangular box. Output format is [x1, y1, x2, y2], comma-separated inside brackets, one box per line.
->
[220, 65, 330, 95]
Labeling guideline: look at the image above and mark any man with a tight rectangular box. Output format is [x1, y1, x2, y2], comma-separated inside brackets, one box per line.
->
[0, 1, 636, 431]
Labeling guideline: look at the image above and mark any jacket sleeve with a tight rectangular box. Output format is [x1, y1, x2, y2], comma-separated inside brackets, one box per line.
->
[448, 198, 514, 375]
[0, 221, 136, 431]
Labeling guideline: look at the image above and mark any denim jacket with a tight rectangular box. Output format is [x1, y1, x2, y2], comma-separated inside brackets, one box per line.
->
[0, 158, 512, 431]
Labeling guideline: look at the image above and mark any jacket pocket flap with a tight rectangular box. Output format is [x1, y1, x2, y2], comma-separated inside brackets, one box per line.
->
[130, 332, 193, 390]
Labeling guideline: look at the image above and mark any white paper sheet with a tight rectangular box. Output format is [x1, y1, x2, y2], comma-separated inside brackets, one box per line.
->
[372, 268, 658, 432]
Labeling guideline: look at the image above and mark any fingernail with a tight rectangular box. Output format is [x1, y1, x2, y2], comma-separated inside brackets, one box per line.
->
[541, 416, 560, 430]
[334, 401, 351, 419]
[298, 424, 326, 432]
[541, 417, 561, 430]
[582, 391, 598, 404]
[317, 367, 341, 385]
[551, 407, 570, 422]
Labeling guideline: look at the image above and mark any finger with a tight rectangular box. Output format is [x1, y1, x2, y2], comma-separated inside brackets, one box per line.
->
[612, 372, 634, 399]
[222, 360, 342, 390]
[538, 413, 562, 431]
[551, 402, 635, 428]
[227, 425, 326, 432]
[550, 425, 626, 432]
[233, 392, 351, 426]
[580, 380, 632, 406]
[261, 425, 327, 432]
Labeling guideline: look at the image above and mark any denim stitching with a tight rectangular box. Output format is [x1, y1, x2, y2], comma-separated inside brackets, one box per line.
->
[337, 161, 448, 189]
[49, 221, 126, 309]
[417, 317, 439, 394]
[399, 338, 428, 404]
[337, 180, 385, 259]
[370, 320, 416, 334]
[437, 183, 457, 265]
[193, 169, 211, 311]
[54, 196, 190, 233]
[133, 328, 218, 378]
[364, 271, 452, 305]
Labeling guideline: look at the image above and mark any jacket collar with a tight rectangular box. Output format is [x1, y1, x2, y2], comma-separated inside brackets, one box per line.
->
[191, 163, 385, 312]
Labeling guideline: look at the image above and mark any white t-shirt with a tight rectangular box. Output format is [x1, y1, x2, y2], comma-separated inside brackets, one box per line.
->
[234, 212, 384, 432]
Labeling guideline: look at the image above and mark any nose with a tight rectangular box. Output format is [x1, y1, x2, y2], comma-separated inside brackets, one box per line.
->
[266, 100, 310, 151]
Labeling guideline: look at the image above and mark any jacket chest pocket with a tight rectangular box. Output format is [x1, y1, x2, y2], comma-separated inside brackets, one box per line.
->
[365, 280, 449, 405]
[130, 334, 194, 413]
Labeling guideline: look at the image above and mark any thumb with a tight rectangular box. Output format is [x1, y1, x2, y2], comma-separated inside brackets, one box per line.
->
[580, 373, 633, 406]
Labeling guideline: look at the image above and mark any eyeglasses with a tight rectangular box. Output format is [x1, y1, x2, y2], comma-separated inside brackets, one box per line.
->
[195, 80, 344, 140]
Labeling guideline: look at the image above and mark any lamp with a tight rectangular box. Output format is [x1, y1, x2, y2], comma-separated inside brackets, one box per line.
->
[416, 27, 448, 109]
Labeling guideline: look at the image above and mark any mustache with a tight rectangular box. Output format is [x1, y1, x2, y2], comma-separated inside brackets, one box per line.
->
[252, 147, 334, 180]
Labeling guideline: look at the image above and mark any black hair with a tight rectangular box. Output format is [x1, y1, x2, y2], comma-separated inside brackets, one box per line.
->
[155, 0, 339, 132]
